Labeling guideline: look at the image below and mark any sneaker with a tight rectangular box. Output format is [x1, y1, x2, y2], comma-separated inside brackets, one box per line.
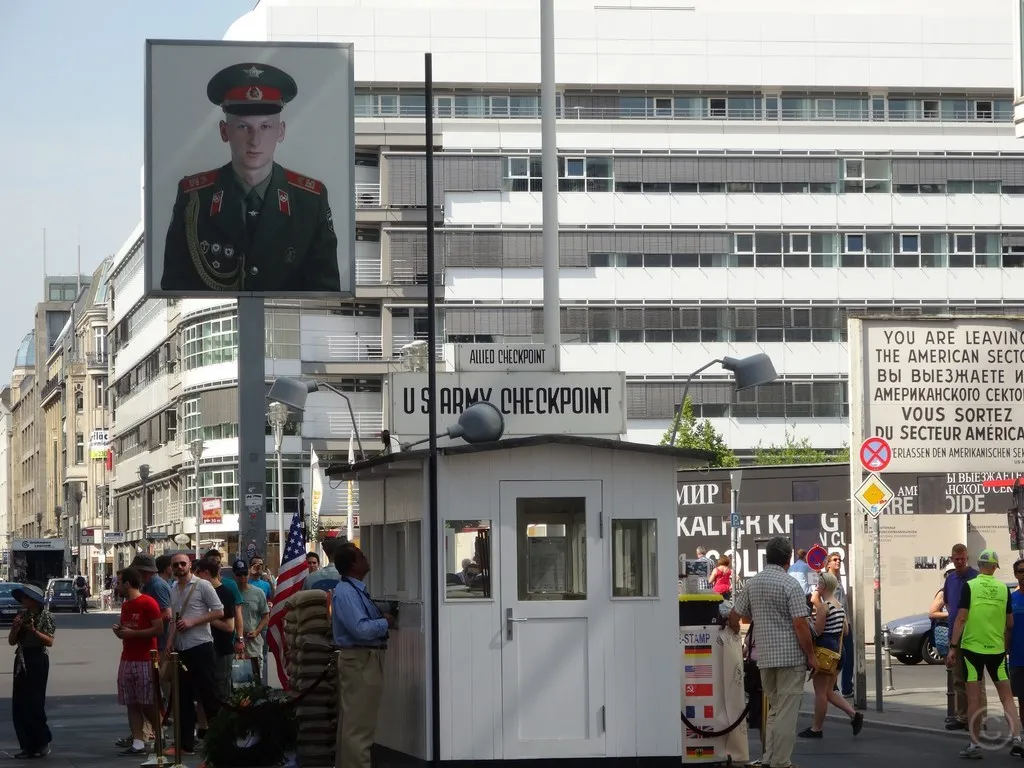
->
[798, 727, 823, 738]
[119, 745, 147, 756]
[114, 737, 133, 748]
[851, 712, 864, 736]
[959, 743, 983, 760]
[1011, 736, 1024, 757]
[34, 746, 50, 757]
[947, 719, 968, 731]
[164, 746, 195, 757]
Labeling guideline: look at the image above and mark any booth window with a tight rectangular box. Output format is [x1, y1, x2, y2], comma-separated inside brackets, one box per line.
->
[444, 520, 492, 600]
[516, 497, 587, 601]
[612, 519, 658, 598]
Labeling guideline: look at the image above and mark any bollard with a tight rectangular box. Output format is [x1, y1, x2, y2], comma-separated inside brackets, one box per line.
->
[946, 667, 955, 719]
[140, 649, 169, 767]
[168, 653, 186, 768]
[882, 628, 895, 693]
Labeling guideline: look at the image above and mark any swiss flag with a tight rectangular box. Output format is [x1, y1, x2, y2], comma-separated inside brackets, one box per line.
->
[105, 448, 114, 471]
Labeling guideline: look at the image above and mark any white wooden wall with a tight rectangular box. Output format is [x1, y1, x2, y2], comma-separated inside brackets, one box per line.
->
[437, 444, 682, 761]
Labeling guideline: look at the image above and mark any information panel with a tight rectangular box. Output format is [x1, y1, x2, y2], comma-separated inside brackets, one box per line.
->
[852, 317, 1024, 472]
[391, 371, 627, 437]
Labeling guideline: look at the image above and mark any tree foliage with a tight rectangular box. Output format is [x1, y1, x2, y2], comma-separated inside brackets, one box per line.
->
[754, 430, 849, 466]
[659, 396, 738, 467]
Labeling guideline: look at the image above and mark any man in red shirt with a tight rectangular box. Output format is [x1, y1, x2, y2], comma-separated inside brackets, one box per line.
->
[112, 567, 164, 757]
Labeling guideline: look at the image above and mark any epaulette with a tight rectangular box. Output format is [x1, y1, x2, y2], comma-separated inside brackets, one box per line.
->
[285, 169, 323, 195]
[180, 169, 220, 193]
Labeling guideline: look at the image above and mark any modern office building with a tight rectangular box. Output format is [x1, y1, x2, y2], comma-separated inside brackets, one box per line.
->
[106, 0, 1024, 557]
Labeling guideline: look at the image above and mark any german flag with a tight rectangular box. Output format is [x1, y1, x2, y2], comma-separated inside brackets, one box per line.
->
[686, 746, 715, 757]
[684, 645, 713, 657]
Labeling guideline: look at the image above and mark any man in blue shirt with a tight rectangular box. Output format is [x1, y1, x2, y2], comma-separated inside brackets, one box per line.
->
[1010, 557, 1024, 728]
[944, 543, 980, 730]
[788, 549, 814, 598]
[332, 543, 395, 768]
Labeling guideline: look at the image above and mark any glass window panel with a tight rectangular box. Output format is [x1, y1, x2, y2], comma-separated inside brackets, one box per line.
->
[444, 521, 490, 601]
[612, 519, 657, 598]
[517, 497, 586, 600]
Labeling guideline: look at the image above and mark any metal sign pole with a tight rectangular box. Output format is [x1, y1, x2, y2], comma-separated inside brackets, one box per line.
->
[872, 507, 883, 712]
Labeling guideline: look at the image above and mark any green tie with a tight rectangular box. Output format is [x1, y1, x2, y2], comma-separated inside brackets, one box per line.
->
[245, 189, 262, 241]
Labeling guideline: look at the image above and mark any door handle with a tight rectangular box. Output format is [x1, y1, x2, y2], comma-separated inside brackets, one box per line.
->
[506, 608, 527, 640]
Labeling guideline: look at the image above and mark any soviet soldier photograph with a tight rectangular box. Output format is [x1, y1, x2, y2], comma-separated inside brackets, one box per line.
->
[159, 61, 342, 293]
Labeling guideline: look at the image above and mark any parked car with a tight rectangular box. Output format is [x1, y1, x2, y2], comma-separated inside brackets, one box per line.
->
[45, 578, 79, 612]
[0, 583, 22, 624]
[886, 613, 944, 665]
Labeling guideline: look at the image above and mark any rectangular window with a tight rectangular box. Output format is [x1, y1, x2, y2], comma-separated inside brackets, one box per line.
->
[444, 519, 492, 600]
[612, 519, 658, 598]
[844, 159, 864, 179]
[75, 433, 84, 464]
[845, 234, 865, 252]
[922, 100, 940, 119]
[789, 233, 810, 254]
[954, 233, 975, 253]
[516, 497, 587, 600]
[975, 100, 994, 120]
[94, 376, 107, 409]
[900, 233, 920, 253]
[734, 233, 754, 254]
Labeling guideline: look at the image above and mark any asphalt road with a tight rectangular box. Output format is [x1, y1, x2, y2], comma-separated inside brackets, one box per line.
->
[0, 614, 990, 767]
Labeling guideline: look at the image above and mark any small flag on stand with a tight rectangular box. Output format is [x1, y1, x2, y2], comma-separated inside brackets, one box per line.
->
[266, 507, 309, 689]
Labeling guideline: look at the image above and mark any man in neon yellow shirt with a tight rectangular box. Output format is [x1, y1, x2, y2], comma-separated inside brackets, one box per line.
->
[948, 549, 1024, 759]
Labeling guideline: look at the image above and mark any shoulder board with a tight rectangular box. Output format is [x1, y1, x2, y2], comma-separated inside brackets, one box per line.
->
[285, 169, 323, 195]
[180, 170, 219, 193]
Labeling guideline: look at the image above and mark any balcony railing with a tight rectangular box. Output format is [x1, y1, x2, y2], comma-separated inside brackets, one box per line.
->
[326, 410, 384, 436]
[86, 352, 108, 369]
[355, 257, 381, 285]
[39, 376, 61, 403]
[325, 334, 384, 362]
[355, 183, 381, 208]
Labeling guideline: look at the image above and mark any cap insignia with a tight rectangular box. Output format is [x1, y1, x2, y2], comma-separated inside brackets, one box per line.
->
[246, 86, 263, 101]
[242, 66, 264, 79]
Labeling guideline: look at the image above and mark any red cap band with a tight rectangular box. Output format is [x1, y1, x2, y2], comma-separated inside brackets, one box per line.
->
[223, 85, 283, 104]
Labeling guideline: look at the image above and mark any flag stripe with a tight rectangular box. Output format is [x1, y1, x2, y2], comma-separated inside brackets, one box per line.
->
[266, 507, 310, 689]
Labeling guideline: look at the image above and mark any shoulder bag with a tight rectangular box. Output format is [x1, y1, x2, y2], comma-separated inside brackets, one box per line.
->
[812, 600, 843, 675]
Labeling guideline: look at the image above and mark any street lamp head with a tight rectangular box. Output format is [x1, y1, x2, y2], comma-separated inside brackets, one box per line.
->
[445, 402, 505, 444]
[721, 353, 778, 392]
[267, 400, 291, 426]
[267, 377, 318, 412]
[138, 464, 151, 483]
[189, 439, 205, 461]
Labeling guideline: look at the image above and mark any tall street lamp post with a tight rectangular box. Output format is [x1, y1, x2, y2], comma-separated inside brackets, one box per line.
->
[267, 401, 291, 562]
[190, 440, 205, 558]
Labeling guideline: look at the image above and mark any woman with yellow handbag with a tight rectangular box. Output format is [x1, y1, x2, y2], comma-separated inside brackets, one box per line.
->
[799, 571, 865, 739]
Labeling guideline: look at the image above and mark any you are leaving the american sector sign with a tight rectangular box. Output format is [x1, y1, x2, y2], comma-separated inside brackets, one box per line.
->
[851, 316, 1024, 473]
[391, 371, 627, 437]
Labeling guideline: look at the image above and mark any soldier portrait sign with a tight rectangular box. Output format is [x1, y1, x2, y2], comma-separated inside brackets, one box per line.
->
[144, 40, 355, 298]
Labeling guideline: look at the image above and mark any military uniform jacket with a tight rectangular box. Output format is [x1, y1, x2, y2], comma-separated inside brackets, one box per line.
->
[160, 162, 341, 293]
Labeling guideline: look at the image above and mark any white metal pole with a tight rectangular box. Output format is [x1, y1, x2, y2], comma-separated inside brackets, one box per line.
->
[540, 0, 560, 353]
[194, 453, 201, 559]
[275, 425, 285, 564]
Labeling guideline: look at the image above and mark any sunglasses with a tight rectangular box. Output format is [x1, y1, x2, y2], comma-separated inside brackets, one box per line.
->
[172, 562, 190, 568]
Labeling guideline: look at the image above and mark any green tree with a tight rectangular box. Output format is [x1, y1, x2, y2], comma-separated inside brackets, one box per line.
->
[660, 396, 738, 467]
[754, 430, 848, 465]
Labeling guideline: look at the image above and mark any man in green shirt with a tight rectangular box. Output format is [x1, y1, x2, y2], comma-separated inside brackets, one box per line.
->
[948, 549, 1024, 759]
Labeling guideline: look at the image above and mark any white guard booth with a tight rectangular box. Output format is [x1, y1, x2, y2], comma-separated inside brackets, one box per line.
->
[327, 434, 712, 768]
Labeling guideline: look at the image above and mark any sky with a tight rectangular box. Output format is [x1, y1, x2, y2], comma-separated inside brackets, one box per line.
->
[0, 0, 256, 382]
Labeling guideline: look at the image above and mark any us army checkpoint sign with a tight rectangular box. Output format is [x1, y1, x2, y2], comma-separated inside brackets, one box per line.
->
[854, 473, 894, 518]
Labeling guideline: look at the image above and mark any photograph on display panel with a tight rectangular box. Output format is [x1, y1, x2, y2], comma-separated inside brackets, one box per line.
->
[144, 40, 354, 297]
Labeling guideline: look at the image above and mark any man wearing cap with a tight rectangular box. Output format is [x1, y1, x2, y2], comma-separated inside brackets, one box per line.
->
[948, 549, 1024, 759]
[232, 559, 270, 681]
[161, 62, 341, 293]
[8, 583, 55, 759]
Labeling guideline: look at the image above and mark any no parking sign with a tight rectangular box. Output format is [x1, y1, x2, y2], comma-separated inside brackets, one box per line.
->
[806, 544, 828, 571]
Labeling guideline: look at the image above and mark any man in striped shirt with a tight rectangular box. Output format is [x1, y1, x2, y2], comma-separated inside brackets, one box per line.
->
[729, 536, 818, 768]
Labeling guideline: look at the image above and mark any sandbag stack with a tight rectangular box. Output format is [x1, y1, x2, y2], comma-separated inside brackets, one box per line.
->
[284, 590, 337, 767]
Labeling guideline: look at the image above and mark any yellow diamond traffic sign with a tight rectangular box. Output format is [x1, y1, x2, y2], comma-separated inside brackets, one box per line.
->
[854, 473, 894, 518]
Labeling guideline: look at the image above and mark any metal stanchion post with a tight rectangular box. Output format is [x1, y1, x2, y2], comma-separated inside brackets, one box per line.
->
[946, 667, 956, 718]
[883, 628, 895, 693]
[168, 652, 185, 768]
[140, 649, 169, 767]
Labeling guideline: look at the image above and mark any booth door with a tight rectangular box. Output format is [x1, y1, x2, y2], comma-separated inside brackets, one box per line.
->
[499, 480, 606, 760]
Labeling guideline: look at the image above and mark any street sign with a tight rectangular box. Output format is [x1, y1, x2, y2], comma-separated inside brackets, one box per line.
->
[859, 437, 892, 473]
[730, 512, 741, 528]
[454, 343, 559, 372]
[854, 473, 894, 517]
[807, 544, 828, 571]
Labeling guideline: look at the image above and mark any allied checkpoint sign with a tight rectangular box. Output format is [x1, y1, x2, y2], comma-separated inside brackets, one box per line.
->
[391, 371, 627, 437]
[849, 316, 1024, 474]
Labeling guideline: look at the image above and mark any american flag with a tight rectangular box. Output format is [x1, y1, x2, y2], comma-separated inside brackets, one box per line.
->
[685, 664, 713, 679]
[267, 508, 309, 689]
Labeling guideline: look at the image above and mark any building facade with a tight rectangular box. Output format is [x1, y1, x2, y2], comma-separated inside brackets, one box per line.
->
[8, 276, 91, 548]
[0, 387, 11, 579]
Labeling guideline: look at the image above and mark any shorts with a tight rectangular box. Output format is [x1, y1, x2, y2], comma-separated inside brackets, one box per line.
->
[960, 648, 1009, 684]
[1011, 666, 1024, 699]
[117, 659, 156, 707]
